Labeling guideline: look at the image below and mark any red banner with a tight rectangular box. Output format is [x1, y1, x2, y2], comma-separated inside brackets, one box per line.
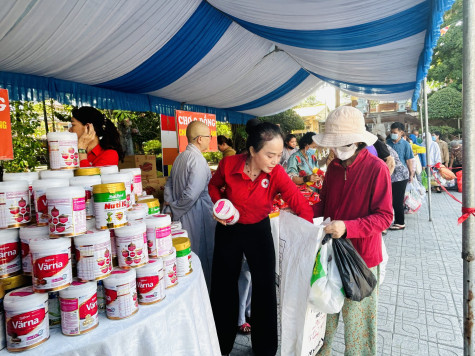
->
[176, 110, 217, 153]
[0, 89, 13, 160]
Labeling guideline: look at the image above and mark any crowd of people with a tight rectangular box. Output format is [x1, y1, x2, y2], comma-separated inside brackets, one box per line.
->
[69, 105, 462, 355]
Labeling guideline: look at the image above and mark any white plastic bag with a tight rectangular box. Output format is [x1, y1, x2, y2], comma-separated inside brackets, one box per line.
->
[308, 237, 345, 314]
[379, 238, 389, 286]
[280, 212, 326, 356]
[404, 182, 422, 213]
[412, 177, 426, 198]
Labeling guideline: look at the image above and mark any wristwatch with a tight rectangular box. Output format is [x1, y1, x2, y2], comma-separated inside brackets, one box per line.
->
[78, 148, 87, 154]
[303, 175, 310, 183]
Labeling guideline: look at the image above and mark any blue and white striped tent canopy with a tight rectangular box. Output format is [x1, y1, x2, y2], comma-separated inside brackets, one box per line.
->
[0, 0, 453, 123]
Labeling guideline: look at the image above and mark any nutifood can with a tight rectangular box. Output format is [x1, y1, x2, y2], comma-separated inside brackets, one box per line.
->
[172, 237, 192, 277]
[92, 183, 128, 230]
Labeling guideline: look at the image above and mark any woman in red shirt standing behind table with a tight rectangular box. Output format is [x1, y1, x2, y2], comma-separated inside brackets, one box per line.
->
[69, 106, 124, 167]
[208, 122, 313, 356]
[312, 106, 393, 356]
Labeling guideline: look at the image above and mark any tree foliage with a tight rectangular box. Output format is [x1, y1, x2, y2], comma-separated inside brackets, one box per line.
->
[203, 122, 233, 163]
[428, 87, 462, 120]
[429, 125, 461, 139]
[294, 95, 322, 108]
[104, 110, 161, 154]
[3, 102, 46, 173]
[258, 109, 305, 134]
[428, 0, 463, 90]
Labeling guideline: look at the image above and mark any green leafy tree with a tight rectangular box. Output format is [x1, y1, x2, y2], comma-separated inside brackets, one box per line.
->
[203, 122, 232, 163]
[294, 95, 322, 108]
[428, 125, 461, 139]
[258, 109, 305, 134]
[428, 0, 463, 90]
[104, 110, 161, 154]
[428, 87, 462, 120]
[142, 139, 162, 155]
[3, 102, 46, 172]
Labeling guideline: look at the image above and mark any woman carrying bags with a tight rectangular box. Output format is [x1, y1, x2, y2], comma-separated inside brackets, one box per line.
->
[208, 122, 313, 356]
[313, 106, 393, 356]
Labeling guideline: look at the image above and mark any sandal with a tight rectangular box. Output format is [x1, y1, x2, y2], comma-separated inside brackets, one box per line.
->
[389, 224, 405, 230]
[238, 322, 251, 334]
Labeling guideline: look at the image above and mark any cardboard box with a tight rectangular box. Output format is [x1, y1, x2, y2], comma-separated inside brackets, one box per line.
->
[119, 155, 157, 178]
[142, 177, 167, 203]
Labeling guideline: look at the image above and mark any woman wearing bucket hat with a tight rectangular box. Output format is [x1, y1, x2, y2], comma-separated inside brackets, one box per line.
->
[312, 106, 393, 356]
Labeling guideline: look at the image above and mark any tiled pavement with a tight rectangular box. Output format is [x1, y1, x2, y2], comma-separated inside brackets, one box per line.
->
[232, 191, 464, 355]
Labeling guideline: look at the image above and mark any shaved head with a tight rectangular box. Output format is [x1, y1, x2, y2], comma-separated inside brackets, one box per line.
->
[186, 121, 210, 141]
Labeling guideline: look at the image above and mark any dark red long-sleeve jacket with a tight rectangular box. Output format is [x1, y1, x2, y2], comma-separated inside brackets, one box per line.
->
[313, 149, 393, 268]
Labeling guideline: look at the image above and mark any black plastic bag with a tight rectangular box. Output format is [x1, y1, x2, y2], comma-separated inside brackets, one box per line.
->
[330, 235, 378, 302]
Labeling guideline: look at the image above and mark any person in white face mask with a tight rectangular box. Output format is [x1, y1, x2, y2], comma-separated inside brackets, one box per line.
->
[312, 106, 393, 356]
[386, 122, 415, 229]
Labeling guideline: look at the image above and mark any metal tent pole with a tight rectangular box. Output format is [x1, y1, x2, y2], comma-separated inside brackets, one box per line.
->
[423, 78, 432, 222]
[419, 95, 424, 134]
[463, 0, 475, 353]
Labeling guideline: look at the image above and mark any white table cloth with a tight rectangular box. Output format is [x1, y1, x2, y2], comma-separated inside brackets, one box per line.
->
[1, 253, 220, 356]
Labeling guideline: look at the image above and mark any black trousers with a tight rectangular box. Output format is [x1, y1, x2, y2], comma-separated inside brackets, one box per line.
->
[392, 179, 408, 225]
[210, 217, 277, 356]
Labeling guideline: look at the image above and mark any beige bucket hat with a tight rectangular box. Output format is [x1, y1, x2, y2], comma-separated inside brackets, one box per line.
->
[312, 106, 377, 148]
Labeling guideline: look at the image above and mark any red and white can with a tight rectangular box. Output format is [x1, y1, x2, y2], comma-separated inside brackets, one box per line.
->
[0, 229, 21, 278]
[120, 168, 143, 199]
[136, 259, 165, 305]
[3, 172, 39, 224]
[213, 199, 240, 225]
[171, 221, 182, 231]
[74, 230, 112, 281]
[69, 175, 101, 220]
[103, 268, 138, 320]
[98, 165, 119, 175]
[32, 179, 69, 226]
[47, 186, 86, 238]
[114, 222, 148, 269]
[0, 181, 31, 229]
[47, 132, 79, 170]
[59, 280, 98, 336]
[19, 225, 49, 275]
[163, 247, 178, 289]
[126, 204, 148, 222]
[145, 214, 172, 258]
[39, 170, 74, 180]
[4, 286, 49, 351]
[30, 237, 72, 292]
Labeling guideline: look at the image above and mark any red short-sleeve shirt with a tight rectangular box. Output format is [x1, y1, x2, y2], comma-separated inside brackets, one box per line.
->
[80, 144, 119, 167]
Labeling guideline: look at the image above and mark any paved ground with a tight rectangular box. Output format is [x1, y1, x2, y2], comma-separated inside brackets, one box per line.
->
[232, 191, 464, 355]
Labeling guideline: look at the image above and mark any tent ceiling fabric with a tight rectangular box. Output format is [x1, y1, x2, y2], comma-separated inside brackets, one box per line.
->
[0, 0, 454, 121]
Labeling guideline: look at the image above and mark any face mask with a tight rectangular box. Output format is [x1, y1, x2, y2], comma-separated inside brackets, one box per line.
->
[432, 136, 437, 142]
[332, 144, 357, 161]
[390, 133, 399, 141]
[306, 148, 316, 156]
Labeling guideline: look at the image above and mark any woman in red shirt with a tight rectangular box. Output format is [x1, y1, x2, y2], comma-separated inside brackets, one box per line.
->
[208, 122, 313, 356]
[69, 106, 124, 167]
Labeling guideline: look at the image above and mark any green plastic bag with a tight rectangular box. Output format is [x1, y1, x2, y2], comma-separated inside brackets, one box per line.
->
[421, 170, 428, 190]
